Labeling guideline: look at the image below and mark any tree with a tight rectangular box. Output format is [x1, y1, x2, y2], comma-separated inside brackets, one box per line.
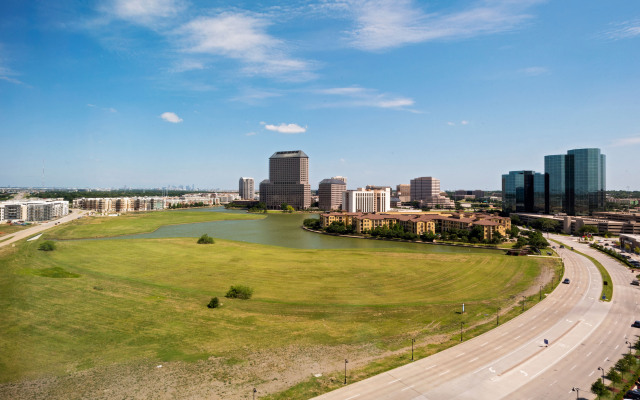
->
[577, 225, 599, 236]
[38, 241, 56, 251]
[197, 234, 214, 244]
[509, 226, 520, 238]
[635, 246, 640, 255]
[285, 205, 295, 213]
[590, 379, 607, 398]
[421, 232, 436, 242]
[207, 297, 220, 308]
[625, 243, 632, 252]
[303, 218, 321, 230]
[607, 367, 622, 384]
[534, 218, 560, 233]
[225, 285, 253, 299]
[513, 236, 528, 249]
[510, 214, 521, 226]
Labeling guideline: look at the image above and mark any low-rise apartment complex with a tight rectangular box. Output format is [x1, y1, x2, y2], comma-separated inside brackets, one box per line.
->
[73, 194, 223, 213]
[0, 199, 69, 223]
[320, 211, 510, 240]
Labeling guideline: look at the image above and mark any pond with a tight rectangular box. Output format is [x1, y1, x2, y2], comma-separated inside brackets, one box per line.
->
[115, 207, 501, 253]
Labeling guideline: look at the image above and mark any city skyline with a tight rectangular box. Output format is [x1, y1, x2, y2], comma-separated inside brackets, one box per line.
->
[1, 1, 639, 190]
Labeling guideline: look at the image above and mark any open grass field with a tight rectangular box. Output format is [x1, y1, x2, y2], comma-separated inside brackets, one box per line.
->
[0, 224, 30, 238]
[44, 210, 265, 239]
[0, 230, 556, 398]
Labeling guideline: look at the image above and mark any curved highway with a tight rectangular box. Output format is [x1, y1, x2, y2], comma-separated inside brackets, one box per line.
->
[312, 234, 638, 400]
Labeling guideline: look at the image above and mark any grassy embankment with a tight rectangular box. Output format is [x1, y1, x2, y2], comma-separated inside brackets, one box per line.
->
[0, 224, 29, 238]
[0, 211, 559, 398]
[45, 210, 264, 239]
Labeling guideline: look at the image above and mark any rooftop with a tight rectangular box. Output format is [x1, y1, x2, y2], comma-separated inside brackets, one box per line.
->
[270, 150, 308, 159]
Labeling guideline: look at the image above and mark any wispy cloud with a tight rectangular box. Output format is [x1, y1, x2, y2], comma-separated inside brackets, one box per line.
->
[176, 13, 315, 80]
[346, 0, 541, 51]
[519, 66, 549, 76]
[610, 136, 640, 147]
[316, 86, 417, 111]
[602, 19, 640, 40]
[262, 122, 307, 134]
[245, 131, 257, 136]
[87, 103, 118, 113]
[160, 111, 183, 123]
[231, 88, 283, 104]
[448, 120, 469, 126]
[106, 0, 184, 26]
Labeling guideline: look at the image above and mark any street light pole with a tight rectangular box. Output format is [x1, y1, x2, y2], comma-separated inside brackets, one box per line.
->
[460, 322, 464, 342]
[497, 307, 501, 326]
[344, 359, 348, 384]
[522, 295, 526, 312]
[539, 285, 542, 301]
[598, 366, 605, 384]
[253, 388, 257, 400]
[572, 387, 580, 400]
[411, 338, 415, 361]
[627, 340, 632, 355]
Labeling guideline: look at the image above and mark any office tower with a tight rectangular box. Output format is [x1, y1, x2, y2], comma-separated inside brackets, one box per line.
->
[259, 150, 311, 210]
[545, 148, 606, 216]
[238, 177, 255, 200]
[318, 178, 347, 211]
[332, 176, 347, 184]
[501, 171, 548, 214]
[409, 177, 455, 208]
[396, 184, 411, 203]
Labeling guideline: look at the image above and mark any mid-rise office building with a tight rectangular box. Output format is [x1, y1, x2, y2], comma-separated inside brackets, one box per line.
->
[259, 150, 311, 210]
[332, 176, 347, 184]
[342, 187, 391, 213]
[409, 177, 455, 208]
[318, 178, 347, 211]
[238, 177, 255, 200]
[501, 170, 547, 214]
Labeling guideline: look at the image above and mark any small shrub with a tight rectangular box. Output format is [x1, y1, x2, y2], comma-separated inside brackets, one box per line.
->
[207, 297, 220, 308]
[197, 234, 214, 244]
[225, 285, 253, 299]
[38, 241, 56, 251]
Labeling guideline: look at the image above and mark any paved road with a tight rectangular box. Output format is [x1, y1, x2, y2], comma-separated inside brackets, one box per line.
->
[0, 209, 89, 249]
[313, 235, 638, 400]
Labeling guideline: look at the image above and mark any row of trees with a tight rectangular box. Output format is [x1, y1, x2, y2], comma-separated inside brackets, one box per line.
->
[168, 201, 208, 209]
[513, 230, 549, 251]
[590, 243, 638, 267]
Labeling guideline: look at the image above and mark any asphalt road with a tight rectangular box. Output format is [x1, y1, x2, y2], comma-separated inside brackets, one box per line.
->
[0, 209, 89, 249]
[313, 234, 638, 400]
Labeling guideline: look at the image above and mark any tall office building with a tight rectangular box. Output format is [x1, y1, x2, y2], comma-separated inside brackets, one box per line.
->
[501, 171, 548, 214]
[409, 177, 455, 208]
[545, 148, 606, 215]
[318, 178, 347, 211]
[238, 177, 255, 200]
[259, 150, 311, 210]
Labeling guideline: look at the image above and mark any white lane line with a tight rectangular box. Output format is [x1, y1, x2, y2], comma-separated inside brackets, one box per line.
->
[387, 379, 400, 385]
[615, 345, 620, 350]
[346, 395, 360, 400]
[494, 345, 503, 350]
[401, 385, 415, 392]
[549, 380, 557, 386]
[424, 365, 437, 371]
[438, 370, 450, 377]
[500, 331, 509, 337]
[570, 365, 577, 371]
[589, 370, 595, 376]
[455, 352, 465, 358]
[518, 323, 524, 327]
[469, 357, 479, 363]
[480, 342, 488, 347]
[544, 317, 549, 321]
[586, 352, 592, 357]
[514, 335, 522, 340]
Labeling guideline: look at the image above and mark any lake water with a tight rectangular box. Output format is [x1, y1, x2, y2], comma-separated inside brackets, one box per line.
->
[115, 207, 500, 253]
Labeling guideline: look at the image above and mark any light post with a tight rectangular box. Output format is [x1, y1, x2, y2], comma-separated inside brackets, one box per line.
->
[539, 285, 542, 301]
[253, 388, 257, 400]
[496, 307, 501, 326]
[598, 366, 605, 384]
[572, 387, 581, 399]
[627, 340, 632, 355]
[460, 322, 465, 342]
[344, 359, 348, 384]
[411, 338, 416, 361]
[522, 295, 526, 312]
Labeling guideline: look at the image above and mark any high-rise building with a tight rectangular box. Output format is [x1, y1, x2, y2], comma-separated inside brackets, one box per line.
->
[501, 170, 547, 214]
[409, 177, 455, 208]
[259, 150, 311, 210]
[238, 177, 255, 200]
[318, 178, 347, 211]
[545, 148, 606, 216]
[332, 176, 347, 184]
[396, 184, 411, 203]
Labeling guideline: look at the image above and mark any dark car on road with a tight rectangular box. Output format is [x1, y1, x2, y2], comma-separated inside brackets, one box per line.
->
[624, 389, 640, 399]
[633, 280, 640, 286]
[562, 278, 570, 284]
[632, 321, 640, 328]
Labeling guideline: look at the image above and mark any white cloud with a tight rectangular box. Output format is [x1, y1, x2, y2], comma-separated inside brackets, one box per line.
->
[519, 66, 549, 76]
[0, 75, 24, 85]
[87, 103, 118, 113]
[160, 111, 183, 123]
[109, 0, 183, 24]
[447, 121, 455, 126]
[245, 132, 257, 136]
[461, 120, 469, 125]
[610, 136, 640, 147]
[346, 0, 541, 51]
[316, 86, 416, 110]
[264, 123, 307, 134]
[177, 13, 314, 80]
[603, 20, 640, 40]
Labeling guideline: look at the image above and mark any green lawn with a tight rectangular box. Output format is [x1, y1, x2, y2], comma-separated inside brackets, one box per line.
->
[0, 236, 552, 384]
[0, 224, 29, 238]
[44, 210, 265, 239]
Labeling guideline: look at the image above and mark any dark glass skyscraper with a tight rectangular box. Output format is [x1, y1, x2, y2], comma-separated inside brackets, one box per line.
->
[502, 170, 547, 214]
[544, 148, 605, 216]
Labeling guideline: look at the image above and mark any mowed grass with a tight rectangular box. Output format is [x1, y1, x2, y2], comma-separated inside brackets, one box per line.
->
[0, 236, 551, 384]
[0, 224, 29, 238]
[44, 209, 264, 240]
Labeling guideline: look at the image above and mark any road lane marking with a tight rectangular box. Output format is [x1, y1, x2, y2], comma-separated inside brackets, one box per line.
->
[469, 357, 479, 363]
[615, 345, 620, 350]
[424, 365, 437, 371]
[570, 364, 577, 371]
[455, 352, 465, 358]
[520, 370, 528, 377]
[494, 345, 503, 350]
[401, 385, 414, 392]
[549, 380, 557, 386]
[345, 395, 360, 400]
[587, 352, 592, 357]
[514, 335, 521, 340]
[480, 342, 488, 347]
[438, 370, 450, 376]
[489, 367, 496, 373]
[589, 370, 595, 376]
[387, 379, 400, 385]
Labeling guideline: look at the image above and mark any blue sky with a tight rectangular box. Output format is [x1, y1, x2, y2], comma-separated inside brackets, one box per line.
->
[1, 0, 639, 190]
